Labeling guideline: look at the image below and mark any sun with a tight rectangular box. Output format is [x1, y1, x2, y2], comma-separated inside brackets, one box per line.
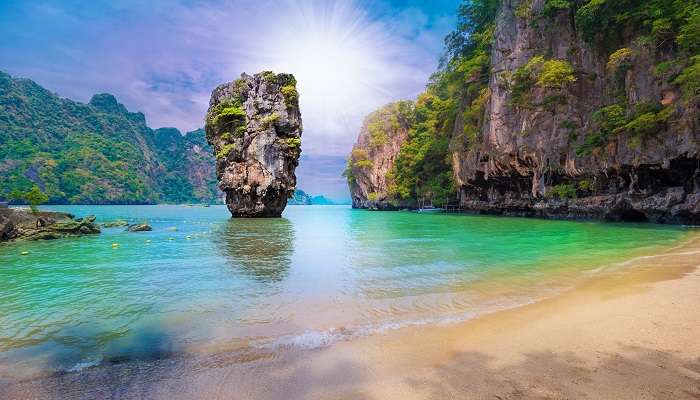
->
[255, 1, 393, 147]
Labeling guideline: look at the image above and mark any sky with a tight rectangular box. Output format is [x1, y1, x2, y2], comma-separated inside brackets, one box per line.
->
[0, 0, 459, 201]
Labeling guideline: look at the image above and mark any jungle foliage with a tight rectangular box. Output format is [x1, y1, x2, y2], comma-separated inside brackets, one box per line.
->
[379, 0, 699, 205]
[0, 71, 219, 204]
[385, 0, 497, 205]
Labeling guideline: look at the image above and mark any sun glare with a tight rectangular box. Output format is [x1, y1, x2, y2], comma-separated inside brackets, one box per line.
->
[256, 1, 392, 144]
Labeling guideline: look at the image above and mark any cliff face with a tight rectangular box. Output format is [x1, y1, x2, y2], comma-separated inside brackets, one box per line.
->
[205, 72, 302, 217]
[151, 128, 221, 203]
[451, 0, 699, 223]
[347, 101, 413, 209]
[346, 0, 699, 224]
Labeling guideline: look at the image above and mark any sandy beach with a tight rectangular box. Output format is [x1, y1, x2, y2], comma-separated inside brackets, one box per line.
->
[3, 234, 700, 399]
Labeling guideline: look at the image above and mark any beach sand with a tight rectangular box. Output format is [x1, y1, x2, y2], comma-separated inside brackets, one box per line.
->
[3, 235, 700, 399]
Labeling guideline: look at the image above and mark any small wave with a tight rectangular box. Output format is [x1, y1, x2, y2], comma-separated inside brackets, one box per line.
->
[65, 357, 102, 372]
[587, 241, 700, 275]
[265, 329, 348, 350]
[259, 303, 536, 352]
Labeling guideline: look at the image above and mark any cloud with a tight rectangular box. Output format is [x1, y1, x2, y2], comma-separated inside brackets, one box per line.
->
[296, 154, 350, 201]
[0, 0, 457, 196]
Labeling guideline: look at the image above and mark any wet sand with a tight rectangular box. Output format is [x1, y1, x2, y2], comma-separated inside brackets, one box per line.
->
[2, 235, 700, 399]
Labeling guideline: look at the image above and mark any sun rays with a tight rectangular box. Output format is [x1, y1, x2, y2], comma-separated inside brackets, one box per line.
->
[249, 0, 412, 153]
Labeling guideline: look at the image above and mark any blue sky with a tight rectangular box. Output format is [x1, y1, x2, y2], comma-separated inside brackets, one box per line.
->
[0, 0, 459, 200]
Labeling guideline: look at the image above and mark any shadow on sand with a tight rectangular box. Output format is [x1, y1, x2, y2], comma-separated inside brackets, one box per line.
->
[2, 342, 699, 399]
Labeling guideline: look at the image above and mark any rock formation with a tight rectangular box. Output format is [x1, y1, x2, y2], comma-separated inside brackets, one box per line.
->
[126, 223, 152, 232]
[448, 0, 699, 224]
[205, 71, 302, 217]
[101, 220, 129, 228]
[347, 101, 413, 209]
[347, 0, 699, 224]
[0, 208, 100, 242]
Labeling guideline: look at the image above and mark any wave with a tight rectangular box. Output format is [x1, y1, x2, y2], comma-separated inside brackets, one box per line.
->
[259, 301, 536, 351]
[65, 357, 103, 372]
[587, 235, 700, 275]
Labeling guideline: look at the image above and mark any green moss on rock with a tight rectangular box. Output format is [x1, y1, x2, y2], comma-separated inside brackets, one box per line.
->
[216, 143, 236, 159]
[285, 137, 301, 149]
[281, 85, 299, 106]
[547, 183, 577, 199]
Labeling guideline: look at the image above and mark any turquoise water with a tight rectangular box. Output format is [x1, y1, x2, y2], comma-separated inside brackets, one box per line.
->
[0, 205, 690, 378]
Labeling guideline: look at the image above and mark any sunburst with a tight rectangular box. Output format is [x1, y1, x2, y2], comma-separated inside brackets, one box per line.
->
[253, 1, 399, 152]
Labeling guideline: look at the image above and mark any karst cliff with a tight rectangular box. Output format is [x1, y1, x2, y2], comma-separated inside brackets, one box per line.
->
[205, 71, 302, 217]
[346, 101, 414, 209]
[347, 0, 699, 224]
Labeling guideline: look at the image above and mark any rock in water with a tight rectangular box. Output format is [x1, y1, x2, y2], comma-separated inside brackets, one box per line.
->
[205, 71, 302, 217]
[0, 208, 100, 242]
[126, 223, 152, 232]
[102, 219, 129, 228]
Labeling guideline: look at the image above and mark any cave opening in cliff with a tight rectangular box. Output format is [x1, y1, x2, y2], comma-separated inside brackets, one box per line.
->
[606, 205, 648, 223]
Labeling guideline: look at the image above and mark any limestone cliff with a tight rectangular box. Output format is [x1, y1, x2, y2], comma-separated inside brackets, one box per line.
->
[450, 0, 699, 223]
[205, 71, 302, 217]
[347, 101, 413, 209]
[346, 0, 699, 224]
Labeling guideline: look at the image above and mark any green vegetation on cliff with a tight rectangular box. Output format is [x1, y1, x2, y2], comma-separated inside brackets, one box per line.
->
[347, 0, 700, 209]
[0, 71, 219, 204]
[383, 0, 498, 205]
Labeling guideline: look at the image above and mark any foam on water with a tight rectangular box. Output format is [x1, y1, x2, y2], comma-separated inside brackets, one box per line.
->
[66, 357, 103, 372]
[262, 297, 547, 352]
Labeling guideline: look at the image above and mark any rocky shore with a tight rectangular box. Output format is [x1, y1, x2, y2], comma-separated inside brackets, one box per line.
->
[0, 207, 100, 242]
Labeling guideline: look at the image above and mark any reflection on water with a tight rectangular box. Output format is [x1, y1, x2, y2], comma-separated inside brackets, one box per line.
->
[214, 218, 295, 283]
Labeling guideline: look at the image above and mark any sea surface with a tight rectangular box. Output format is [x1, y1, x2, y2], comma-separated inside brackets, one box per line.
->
[0, 205, 692, 380]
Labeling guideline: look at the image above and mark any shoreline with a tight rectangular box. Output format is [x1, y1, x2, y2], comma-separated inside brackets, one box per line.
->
[2, 235, 700, 398]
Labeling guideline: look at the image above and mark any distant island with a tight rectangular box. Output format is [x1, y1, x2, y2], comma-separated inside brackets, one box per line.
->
[288, 189, 344, 205]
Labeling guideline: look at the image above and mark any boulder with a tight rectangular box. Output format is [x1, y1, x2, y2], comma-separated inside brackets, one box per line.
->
[126, 223, 152, 232]
[102, 219, 129, 228]
[0, 208, 100, 242]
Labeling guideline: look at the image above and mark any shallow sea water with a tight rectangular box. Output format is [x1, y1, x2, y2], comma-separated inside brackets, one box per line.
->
[0, 205, 691, 379]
